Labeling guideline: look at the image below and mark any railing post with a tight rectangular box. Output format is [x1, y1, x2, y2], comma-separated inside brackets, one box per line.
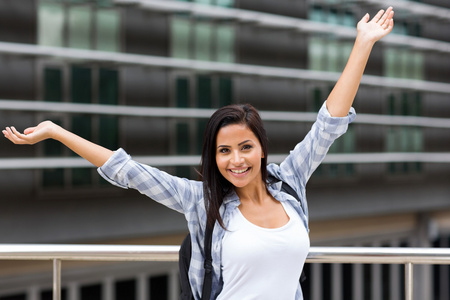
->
[53, 259, 61, 300]
[405, 262, 413, 300]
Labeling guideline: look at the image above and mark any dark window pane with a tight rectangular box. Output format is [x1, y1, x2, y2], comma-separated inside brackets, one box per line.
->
[72, 115, 92, 141]
[99, 116, 118, 149]
[115, 279, 136, 300]
[176, 123, 189, 155]
[81, 283, 102, 300]
[176, 77, 190, 108]
[44, 68, 63, 102]
[218, 77, 232, 107]
[71, 66, 92, 103]
[149, 275, 168, 300]
[197, 76, 212, 108]
[99, 68, 118, 105]
[196, 119, 207, 155]
[312, 88, 322, 112]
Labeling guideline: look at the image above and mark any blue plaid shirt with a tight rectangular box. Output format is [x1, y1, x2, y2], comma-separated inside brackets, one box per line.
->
[98, 101, 355, 300]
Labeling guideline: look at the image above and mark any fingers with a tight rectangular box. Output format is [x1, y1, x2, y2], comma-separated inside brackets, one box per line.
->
[3, 126, 27, 144]
[24, 126, 36, 135]
[371, 7, 394, 26]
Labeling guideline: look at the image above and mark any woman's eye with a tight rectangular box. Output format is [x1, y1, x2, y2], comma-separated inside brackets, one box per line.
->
[242, 145, 252, 150]
[219, 148, 229, 154]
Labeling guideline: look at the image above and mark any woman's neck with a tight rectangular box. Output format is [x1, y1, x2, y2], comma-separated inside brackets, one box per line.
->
[235, 179, 269, 205]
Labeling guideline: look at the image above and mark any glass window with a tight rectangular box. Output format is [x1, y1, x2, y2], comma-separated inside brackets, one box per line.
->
[384, 48, 397, 78]
[71, 66, 92, 103]
[44, 68, 63, 102]
[342, 12, 355, 27]
[171, 17, 191, 59]
[176, 77, 190, 108]
[327, 9, 339, 25]
[310, 6, 324, 22]
[216, 24, 234, 63]
[308, 37, 325, 71]
[96, 8, 120, 52]
[216, 0, 234, 7]
[194, 22, 213, 61]
[195, 0, 213, 4]
[412, 52, 424, 80]
[99, 68, 118, 105]
[68, 5, 93, 49]
[176, 122, 192, 178]
[176, 122, 190, 155]
[171, 17, 234, 63]
[218, 77, 232, 107]
[38, 3, 64, 47]
[197, 75, 212, 108]
[385, 93, 423, 174]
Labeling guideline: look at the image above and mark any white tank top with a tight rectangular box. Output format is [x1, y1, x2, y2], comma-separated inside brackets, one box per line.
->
[217, 201, 309, 300]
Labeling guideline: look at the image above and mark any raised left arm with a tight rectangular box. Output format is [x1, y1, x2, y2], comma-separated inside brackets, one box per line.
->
[326, 7, 394, 117]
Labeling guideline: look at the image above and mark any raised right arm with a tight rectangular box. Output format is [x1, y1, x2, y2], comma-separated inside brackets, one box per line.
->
[3, 121, 113, 167]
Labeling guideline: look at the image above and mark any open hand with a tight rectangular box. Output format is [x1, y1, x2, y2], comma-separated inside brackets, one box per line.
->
[3, 121, 58, 145]
[357, 7, 394, 43]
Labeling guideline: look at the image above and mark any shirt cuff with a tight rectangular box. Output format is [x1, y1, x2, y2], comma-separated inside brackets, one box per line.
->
[97, 148, 131, 189]
[317, 100, 356, 135]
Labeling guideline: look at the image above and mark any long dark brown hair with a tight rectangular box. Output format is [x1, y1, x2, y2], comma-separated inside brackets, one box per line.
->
[199, 104, 269, 229]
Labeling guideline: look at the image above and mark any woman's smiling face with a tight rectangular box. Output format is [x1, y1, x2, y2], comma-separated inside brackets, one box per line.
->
[215, 123, 264, 189]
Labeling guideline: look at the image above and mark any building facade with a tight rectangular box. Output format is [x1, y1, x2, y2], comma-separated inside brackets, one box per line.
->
[0, 0, 449, 299]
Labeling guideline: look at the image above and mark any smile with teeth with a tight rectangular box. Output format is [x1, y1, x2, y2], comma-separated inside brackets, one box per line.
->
[230, 167, 249, 174]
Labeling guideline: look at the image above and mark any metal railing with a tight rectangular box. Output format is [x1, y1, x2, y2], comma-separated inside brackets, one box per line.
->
[1, 245, 450, 300]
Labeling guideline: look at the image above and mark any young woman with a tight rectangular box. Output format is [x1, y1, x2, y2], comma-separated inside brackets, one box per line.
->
[3, 7, 394, 300]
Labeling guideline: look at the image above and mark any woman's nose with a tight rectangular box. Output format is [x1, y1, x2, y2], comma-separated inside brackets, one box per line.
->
[231, 151, 244, 165]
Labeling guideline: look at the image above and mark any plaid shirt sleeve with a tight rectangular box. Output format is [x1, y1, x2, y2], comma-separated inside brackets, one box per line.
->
[97, 148, 203, 214]
[279, 100, 355, 184]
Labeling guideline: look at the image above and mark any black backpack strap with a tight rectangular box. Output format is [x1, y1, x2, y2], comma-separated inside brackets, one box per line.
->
[201, 221, 214, 300]
[268, 175, 303, 212]
[179, 234, 194, 300]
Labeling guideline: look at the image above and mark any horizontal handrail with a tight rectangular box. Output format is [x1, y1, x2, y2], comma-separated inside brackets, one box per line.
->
[0, 245, 447, 300]
[0, 244, 449, 264]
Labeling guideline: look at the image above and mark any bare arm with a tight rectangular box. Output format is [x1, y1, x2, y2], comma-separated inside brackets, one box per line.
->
[326, 7, 394, 117]
[3, 121, 113, 167]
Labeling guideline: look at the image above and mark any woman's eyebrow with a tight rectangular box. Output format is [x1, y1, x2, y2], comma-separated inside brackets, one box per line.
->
[238, 139, 251, 146]
[217, 139, 252, 149]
